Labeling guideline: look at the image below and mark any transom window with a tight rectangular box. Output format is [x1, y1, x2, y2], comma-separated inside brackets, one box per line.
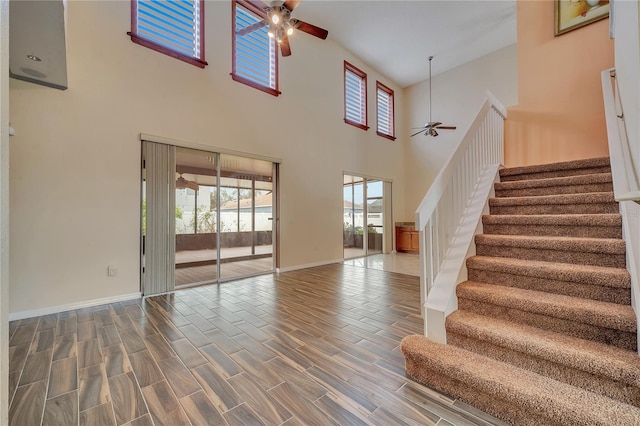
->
[376, 81, 395, 140]
[232, 0, 279, 96]
[128, 0, 207, 68]
[344, 61, 368, 130]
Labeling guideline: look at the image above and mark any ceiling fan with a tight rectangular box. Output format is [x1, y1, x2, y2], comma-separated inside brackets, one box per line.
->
[176, 174, 199, 191]
[237, 0, 328, 57]
[411, 56, 457, 138]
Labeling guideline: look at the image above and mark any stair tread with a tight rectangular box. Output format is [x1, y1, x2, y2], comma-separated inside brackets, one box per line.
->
[489, 192, 615, 206]
[499, 157, 611, 177]
[495, 173, 612, 190]
[475, 234, 626, 254]
[482, 213, 621, 226]
[446, 310, 640, 385]
[467, 256, 630, 288]
[401, 335, 640, 425]
[457, 281, 637, 332]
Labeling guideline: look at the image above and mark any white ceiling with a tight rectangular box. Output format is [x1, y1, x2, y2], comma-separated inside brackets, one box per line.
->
[292, 0, 517, 88]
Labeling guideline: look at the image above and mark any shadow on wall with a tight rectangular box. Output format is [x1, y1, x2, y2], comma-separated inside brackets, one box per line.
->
[505, 109, 610, 167]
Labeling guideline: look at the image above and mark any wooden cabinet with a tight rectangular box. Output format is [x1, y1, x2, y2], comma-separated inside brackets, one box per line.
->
[396, 226, 419, 253]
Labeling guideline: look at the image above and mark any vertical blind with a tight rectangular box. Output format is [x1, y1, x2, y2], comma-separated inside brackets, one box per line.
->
[142, 141, 176, 296]
[345, 69, 366, 125]
[235, 5, 276, 89]
[377, 86, 393, 136]
[136, 0, 201, 59]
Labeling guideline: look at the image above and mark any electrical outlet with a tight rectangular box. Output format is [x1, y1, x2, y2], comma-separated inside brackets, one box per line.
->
[107, 265, 118, 276]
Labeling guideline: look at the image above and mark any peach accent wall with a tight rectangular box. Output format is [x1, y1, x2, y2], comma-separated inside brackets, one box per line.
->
[505, 0, 614, 167]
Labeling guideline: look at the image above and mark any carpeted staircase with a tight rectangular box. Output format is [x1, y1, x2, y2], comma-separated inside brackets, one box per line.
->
[402, 157, 640, 425]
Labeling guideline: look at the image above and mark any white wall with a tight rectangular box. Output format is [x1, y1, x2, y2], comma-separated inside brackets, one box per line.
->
[8, 1, 406, 314]
[613, 0, 640, 181]
[1, 0, 9, 420]
[402, 45, 518, 216]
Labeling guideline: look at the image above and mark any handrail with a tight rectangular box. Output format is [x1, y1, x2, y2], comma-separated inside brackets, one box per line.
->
[602, 67, 640, 354]
[601, 68, 640, 202]
[414, 91, 506, 340]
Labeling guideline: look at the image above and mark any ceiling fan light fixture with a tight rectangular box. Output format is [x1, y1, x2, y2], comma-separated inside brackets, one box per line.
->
[285, 23, 294, 36]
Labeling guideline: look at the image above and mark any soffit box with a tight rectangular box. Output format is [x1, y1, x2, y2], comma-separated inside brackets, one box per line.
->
[10, 0, 68, 90]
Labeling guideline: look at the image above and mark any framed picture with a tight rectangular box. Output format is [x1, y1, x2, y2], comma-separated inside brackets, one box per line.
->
[555, 0, 610, 36]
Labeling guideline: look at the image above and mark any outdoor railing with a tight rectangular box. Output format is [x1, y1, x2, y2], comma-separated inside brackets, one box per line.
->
[415, 91, 507, 342]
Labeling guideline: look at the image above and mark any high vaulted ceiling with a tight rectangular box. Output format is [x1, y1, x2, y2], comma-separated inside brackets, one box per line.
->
[293, 0, 517, 88]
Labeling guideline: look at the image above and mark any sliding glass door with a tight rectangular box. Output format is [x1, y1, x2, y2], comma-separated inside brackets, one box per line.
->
[343, 175, 365, 259]
[218, 154, 274, 280]
[343, 174, 390, 259]
[142, 142, 277, 293]
[174, 147, 218, 286]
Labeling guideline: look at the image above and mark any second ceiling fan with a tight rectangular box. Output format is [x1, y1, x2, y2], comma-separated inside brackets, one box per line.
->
[411, 56, 457, 138]
[237, 0, 328, 57]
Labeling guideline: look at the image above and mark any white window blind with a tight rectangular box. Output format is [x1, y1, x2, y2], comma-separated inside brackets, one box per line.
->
[136, 0, 201, 59]
[377, 84, 394, 138]
[345, 65, 367, 127]
[234, 4, 276, 91]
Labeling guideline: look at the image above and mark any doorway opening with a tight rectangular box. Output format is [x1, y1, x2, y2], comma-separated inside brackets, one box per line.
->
[343, 174, 391, 259]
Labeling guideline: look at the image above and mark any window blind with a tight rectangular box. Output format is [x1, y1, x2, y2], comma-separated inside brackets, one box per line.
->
[345, 69, 366, 125]
[234, 5, 276, 90]
[142, 141, 176, 296]
[377, 85, 394, 137]
[137, 0, 201, 59]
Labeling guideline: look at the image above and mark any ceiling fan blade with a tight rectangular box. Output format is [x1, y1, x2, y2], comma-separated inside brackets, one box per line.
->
[295, 20, 328, 39]
[283, 0, 302, 11]
[187, 181, 199, 191]
[428, 122, 442, 127]
[279, 35, 292, 56]
[437, 126, 457, 130]
[411, 130, 426, 137]
[236, 21, 266, 37]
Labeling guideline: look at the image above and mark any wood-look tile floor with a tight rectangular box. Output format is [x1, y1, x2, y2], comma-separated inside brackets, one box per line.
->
[8, 264, 506, 426]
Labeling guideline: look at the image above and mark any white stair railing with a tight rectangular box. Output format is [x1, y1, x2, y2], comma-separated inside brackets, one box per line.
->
[415, 91, 507, 343]
[602, 68, 640, 352]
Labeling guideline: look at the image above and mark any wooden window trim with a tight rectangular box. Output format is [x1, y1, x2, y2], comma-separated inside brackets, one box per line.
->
[128, 0, 208, 68]
[344, 61, 369, 131]
[376, 81, 396, 141]
[231, 0, 281, 97]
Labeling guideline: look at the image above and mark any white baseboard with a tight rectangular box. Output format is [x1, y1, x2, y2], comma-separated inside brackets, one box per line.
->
[278, 258, 343, 273]
[9, 292, 143, 321]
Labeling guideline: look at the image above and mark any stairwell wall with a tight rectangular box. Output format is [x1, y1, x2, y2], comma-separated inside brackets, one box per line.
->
[403, 45, 518, 216]
[505, 0, 614, 167]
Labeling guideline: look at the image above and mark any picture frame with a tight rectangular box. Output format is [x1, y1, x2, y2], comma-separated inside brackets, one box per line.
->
[555, 0, 610, 36]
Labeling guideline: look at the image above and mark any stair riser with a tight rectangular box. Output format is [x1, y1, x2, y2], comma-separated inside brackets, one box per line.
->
[447, 332, 640, 407]
[482, 223, 622, 239]
[475, 244, 626, 268]
[499, 166, 612, 182]
[495, 183, 613, 198]
[489, 203, 619, 215]
[457, 298, 637, 351]
[404, 359, 564, 426]
[467, 269, 631, 305]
